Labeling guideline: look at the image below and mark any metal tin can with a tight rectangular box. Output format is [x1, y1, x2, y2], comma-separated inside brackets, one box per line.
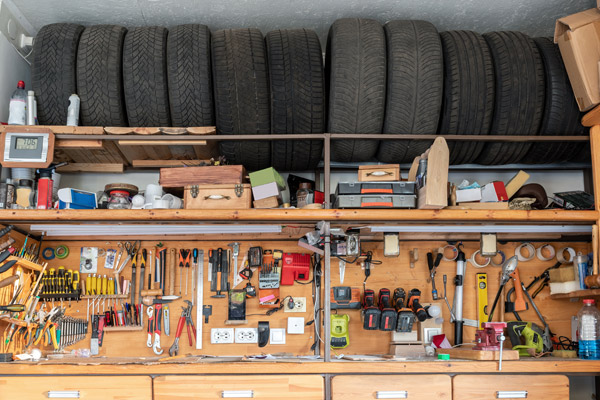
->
[0, 183, 7, 209]
[5, 181, 15, 209]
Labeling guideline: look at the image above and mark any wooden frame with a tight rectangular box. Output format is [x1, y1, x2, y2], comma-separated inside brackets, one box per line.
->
[0, 126, 54, 168]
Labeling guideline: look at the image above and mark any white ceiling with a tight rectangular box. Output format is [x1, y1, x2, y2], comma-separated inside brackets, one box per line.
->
[6, 0, 596, 43]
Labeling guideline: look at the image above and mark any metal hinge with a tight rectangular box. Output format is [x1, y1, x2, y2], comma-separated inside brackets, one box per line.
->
[190, 185, 199, 199]
[234, 184, 243, 198]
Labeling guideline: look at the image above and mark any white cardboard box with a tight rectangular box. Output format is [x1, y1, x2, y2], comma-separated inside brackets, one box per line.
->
[456, 188, 482, 203]
[251, 181, 282, 201]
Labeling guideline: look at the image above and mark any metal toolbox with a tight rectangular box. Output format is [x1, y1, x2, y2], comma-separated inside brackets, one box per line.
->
[336, 182, 416, 196]
[333, 194, 417, 209]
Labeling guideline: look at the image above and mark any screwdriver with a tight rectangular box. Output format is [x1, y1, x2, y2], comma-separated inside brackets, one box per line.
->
[0, 304, 25, 312]
[86, 274, 92, 295]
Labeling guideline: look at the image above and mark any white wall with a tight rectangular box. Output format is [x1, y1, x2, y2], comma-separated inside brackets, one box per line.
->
[0, 1, 31, 123]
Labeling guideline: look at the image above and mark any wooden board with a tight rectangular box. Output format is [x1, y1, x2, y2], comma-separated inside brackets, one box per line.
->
[332, 374, 451, 400]
[105, 127, 161, 135]
[187, 126, 217, 135]
[0, 376, 152, 399]
[453, 374, 569, 400]
[56, 163, 123, 173]
[582, 104, 600, 127]
[133, 160, 211, 168]
[154, 375, 324, 399]
[160, 165, 247, 187]
[436, 347, 519, 360]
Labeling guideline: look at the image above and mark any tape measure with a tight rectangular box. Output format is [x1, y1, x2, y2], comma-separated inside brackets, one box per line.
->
[476, 273, 488, 327]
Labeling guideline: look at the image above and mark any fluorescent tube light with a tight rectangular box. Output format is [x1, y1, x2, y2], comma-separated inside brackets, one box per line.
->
[369, 225, 592, 234]
[30, 224, 282, 237]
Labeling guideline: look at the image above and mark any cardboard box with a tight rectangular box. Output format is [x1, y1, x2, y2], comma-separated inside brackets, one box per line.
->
[481, 182, 509, 202]
[249, 167, 285, 189]
[456, 188, 482, 203]
[358, 164, 400, 182]
[252, 181, 281, 201]
[505, 170, 530, 198]
[555, 6, 600, 111]
[253, 195, 281, 209]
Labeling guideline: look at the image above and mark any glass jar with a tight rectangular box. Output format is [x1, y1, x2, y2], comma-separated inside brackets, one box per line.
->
[107, 190, 132, 209]
[296, 182, 313, 208]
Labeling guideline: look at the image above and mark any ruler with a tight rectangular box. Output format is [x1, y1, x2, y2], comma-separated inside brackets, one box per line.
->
[196, 250, 204, 349]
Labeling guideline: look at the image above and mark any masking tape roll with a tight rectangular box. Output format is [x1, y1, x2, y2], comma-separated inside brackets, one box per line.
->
[54, 245, 69, 259]
[438, 245, 458, 262]
[536, 244, 556, 261]
[515, 243, 535, 262]
[557, 247, 576, 263]
[490, 250, 506, 267]
[469, 250, 491, 268]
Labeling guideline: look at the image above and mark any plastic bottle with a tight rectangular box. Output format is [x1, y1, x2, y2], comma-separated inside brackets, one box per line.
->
[577, 299, 600, 360]
[26, 90, 35, 125]
[66, 94, 80, 126]
[7, 81, 27, 125]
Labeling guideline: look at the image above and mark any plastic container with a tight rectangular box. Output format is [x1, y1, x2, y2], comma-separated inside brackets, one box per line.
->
[26, 90, 35, 125]
[15, 179, 33, 209]
[107, 190, 131, 209]
[66, 94, 80, 126]
[7, 81, 26, 125]
[577, 299, 600, 360]
[296, 182, 313, 208]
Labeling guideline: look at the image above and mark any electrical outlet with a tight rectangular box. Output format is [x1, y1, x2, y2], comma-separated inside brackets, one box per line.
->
[211, 328, 234, 344]
[284, 296, 307, 313]
[235, 328, 258, 344]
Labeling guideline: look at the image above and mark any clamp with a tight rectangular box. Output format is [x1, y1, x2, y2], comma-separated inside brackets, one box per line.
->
[146, 306, 154, 348]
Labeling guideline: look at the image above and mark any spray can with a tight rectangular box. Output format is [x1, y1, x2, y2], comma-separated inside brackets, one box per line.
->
[575, 253, 589, 290]
[66, 94, 80, 126]
[27, 91, 35, 125]
[5, 179, 15, 209]
[36, 168, 53, 210]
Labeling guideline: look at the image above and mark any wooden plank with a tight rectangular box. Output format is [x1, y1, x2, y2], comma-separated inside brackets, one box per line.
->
[117, 140, 206, 146]
[161, 127, 188, 135]
[160, 165, 246, 187]
[453, 374, 569, 400]
[0, 125, 104, 135]
[56, 163, 124, 173]
[187, 126, 216, 135]
[0, 209, 595, 223]
[55, 139, 103, 149]
[549, 288, 600, 299]
[105, 127, 161, 135]
[436, 348, 519, 360]
[154, 375, 324, 400]
[133, 160, 211, 168]
[582, 104, 600, 127]
[0, 376, 152, 399]
[332, 375, 451, 400]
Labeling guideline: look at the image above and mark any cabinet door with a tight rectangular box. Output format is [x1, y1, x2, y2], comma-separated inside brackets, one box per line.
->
[154, 375, 324, 399]
[0, 376, 152, 400]
[453, 375, 569, 400]
[332, 374, 451, 399]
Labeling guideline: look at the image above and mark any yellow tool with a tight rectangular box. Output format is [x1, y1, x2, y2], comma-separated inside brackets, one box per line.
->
[72, 271, 80, 292]
[108, 277, 114, 295]
[86, 274, 92, 295]
[101, 275, 107, 295]
[476, 273, 488, 328]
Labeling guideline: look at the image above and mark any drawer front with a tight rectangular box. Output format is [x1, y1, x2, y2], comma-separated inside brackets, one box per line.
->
[154, 375, 324, 399]
[332, 374, 451, 400]
[0, 376, 152, 400]
[453, 375, 569, 400]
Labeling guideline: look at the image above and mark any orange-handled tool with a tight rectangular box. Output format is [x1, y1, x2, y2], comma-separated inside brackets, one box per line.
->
[510, 269, 528, 312]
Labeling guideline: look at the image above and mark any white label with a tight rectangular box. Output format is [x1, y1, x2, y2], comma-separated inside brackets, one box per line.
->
[8, 99, 26, 125]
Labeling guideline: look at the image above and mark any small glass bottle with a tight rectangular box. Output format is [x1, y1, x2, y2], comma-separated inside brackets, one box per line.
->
[296, 182, 313, 208]
[107, 190, 132, 209]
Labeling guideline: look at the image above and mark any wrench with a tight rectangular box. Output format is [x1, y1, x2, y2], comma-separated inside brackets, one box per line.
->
[146, 306, 154, 348]
[153, 304, 163, 355]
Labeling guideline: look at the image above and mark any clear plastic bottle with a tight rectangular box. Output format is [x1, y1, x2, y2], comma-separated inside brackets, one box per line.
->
[577, 299, 600, 360]
[66, 94, 80, 126]
[8, 81, 27, 125]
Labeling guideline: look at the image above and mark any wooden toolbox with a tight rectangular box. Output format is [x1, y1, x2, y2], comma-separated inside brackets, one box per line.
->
[184, 183, 252, 209]
[160, 165, 247, 187]
[358, 164, 400, 182]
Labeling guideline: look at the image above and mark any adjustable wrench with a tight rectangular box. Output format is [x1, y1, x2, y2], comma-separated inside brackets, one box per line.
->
[169, 307, 187, 357]
[153, 304, 163, 355]
[146, 306, 154, 348]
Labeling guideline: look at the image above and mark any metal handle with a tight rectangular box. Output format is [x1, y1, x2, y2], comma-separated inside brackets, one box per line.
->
[367, 171, 392, 176]
[204, 195, 230, 200]
[221, 390, 254, 398]
[376, 391, 408, 399]
[496, 391, 528, 399]
[46, 391, 80, 399]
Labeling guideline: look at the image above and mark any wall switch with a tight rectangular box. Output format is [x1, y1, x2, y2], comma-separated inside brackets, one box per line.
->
[287, 317, 305, 334]
[270, 328, 286, 344]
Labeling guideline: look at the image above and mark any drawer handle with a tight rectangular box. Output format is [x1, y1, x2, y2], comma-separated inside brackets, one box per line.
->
[46, 391, 80, 399]
[367, 171, 392, 176]
[496, 391, 528, 399]
[376, 391, 408, 399]
[221, 390, 254, 398]
[205, 194, 230, 200]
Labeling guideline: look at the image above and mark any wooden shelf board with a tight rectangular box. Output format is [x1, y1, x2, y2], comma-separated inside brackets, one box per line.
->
[103, 325, 143, 332]
[7, 256, 43, 272]
[0, 209, 595, 225]
[550, 289, 600, 299]
[1, 359, 599, 375]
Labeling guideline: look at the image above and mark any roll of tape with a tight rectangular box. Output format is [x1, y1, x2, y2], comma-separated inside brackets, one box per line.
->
[97, 248, 106, 258]
[557, 247, 576, 263]
[536, 244, 556, 261]
[469, 250, 491, 268]
[438, 245, 458, 262]
[42, 247, 55, 260]
[54, 245, 69, 259]
[490, 250, 506, 267]
[515, 243, 535, 262]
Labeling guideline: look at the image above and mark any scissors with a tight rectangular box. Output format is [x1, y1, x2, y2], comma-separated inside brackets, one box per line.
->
[116, 241, 141, 273]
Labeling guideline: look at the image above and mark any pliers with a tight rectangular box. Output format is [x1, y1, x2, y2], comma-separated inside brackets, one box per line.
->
[168, 301, 195, 357]
[526, 261, 561, 299]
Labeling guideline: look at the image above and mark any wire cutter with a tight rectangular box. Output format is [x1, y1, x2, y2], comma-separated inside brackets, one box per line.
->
[526, 261, 561, 299]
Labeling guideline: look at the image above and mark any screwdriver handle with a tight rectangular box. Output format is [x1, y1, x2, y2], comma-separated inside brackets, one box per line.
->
[0, 304, 25, 312]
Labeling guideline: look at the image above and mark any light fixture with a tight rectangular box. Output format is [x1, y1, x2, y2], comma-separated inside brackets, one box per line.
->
[29, 224, 282, 237]
[370, 225, 592, 234]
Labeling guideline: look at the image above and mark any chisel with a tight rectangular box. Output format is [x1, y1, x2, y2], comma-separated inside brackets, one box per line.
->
[139, 249, 146, 304]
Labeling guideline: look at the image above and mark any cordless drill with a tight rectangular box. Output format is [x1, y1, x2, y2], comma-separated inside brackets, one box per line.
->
[378, 288, 397, 331]
[362, 289, 381, 330]
[408, 288, 428, 322]
[393, 288, 416, 332]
